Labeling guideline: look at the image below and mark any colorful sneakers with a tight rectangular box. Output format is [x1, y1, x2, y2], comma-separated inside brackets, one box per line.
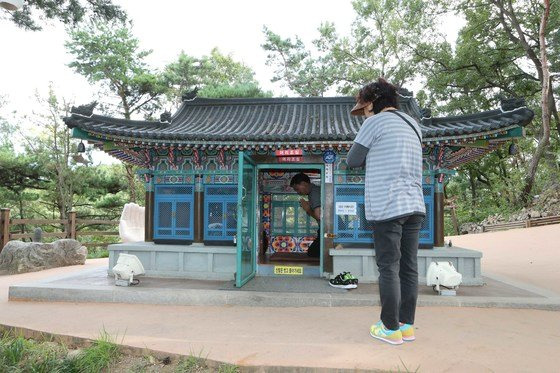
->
[329, 272, 358, 289]
[399, 323, 415, 341]
[369, 321, 403, 345]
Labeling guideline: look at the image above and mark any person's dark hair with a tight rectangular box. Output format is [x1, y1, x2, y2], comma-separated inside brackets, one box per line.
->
[290, 172, 310, 187]
[357, 77, 399, 115]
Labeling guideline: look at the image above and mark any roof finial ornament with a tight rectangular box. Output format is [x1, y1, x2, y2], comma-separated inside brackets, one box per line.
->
[500, 97, 526, 112]
[160, 111, 172, 123]
[71, 101, 98, 117]
[182, 87, 199, 102]
[397, 88, 413, 99]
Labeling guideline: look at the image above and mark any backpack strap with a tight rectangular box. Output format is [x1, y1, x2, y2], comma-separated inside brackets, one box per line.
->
[387, 110, 422, 145]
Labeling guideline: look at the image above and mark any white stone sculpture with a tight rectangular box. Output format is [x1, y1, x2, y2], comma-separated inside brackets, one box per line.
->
[118, 203, 145, 243]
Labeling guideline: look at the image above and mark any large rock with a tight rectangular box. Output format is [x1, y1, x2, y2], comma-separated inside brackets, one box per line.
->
[460, 222, 483, 235]
[0, 239, 87, 274]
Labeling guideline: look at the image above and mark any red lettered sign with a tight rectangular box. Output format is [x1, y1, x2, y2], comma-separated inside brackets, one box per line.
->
[275, 149, 303, 157]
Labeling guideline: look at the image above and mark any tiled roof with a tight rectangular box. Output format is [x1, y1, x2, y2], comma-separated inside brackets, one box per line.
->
[64, 96, 533, 145]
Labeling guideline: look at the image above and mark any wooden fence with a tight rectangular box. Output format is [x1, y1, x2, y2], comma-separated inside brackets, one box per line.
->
[482, 215, 560, 232]
[0, 208, 119, 252]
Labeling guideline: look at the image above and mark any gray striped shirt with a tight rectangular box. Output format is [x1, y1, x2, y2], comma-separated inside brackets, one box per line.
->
[353, 111, 425, 222]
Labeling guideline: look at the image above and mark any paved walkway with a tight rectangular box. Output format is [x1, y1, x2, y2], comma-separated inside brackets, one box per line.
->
[1, 225, 559, 372]
[447, 224, 560, 294]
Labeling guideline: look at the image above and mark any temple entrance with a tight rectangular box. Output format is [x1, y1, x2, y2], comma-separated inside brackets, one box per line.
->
[235, 153, 324, 286]
[255, 164, 324, 278]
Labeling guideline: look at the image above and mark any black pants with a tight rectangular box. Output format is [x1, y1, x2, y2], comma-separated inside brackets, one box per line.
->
[373, 214, 424, 330]
[307, 229, 320, 257]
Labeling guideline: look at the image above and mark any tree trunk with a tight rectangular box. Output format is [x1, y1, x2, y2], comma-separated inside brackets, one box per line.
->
[521, 0, 551, 204]
[120, 93, 137, 203]
[468, 168, 477, 219]
[126, 165, 137, 203]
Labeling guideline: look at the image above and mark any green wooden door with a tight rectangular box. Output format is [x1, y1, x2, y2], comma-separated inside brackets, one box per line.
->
[235, 151, 257, 287]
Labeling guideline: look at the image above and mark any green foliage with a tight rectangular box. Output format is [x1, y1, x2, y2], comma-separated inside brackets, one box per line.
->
[176, 356, 208, 372]
[163, 48, 269, 101]
[199, 83, 272, 99]
[0, 330, 122, 373]
[262, 26, 336, 96]
[218, 363, 240, 373]
[0, 335, 27, 366]
[262, 0, 443, 96]
[87, 248, 109, 259]
[415, 0, 556, 116]
[66, 22, 167, 119]
[5, 0, 127, 31]
[419, 0, 559, 220]
[74, 331, 120, 373]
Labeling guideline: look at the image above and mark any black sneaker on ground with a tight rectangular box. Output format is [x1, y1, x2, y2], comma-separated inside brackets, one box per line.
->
[329, 273, 357, 289]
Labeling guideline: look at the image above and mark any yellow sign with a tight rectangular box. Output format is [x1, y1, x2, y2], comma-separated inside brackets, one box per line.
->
[274, 266, 303, 275]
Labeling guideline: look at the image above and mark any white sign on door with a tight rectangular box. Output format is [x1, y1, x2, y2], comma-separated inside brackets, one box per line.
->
[336, 202, 357, 215]
[325, 163, 333, 184]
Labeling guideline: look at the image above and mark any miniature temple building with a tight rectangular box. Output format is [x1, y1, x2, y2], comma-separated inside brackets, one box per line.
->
[64, 92, 533, 286]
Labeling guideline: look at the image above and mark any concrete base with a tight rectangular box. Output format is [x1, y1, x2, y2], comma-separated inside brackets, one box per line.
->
[108, 242, 235, 281]
[8, 266, 559, 310]
[330, 246, 483, 285]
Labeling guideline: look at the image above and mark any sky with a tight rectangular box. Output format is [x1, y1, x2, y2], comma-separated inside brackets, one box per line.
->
[0, 0, 463, 164]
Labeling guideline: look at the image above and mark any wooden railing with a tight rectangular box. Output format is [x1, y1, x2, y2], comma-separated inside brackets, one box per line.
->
[482, 215, 560, 232]
[0, 208, 119, 251]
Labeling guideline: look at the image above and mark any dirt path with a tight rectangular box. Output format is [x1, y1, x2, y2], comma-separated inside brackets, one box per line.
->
[448, 224, 560, 295]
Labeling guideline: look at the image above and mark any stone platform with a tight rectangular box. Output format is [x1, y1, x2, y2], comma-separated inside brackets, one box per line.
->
[8, 264, 558, 310]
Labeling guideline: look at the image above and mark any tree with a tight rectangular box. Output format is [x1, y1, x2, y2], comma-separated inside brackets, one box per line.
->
[163, 48, 270, 101]
[23, 87, 79, 219]
[262, 26, 336, 97]
[66, 21, 167, 120]
[416, 0, 558, 204]
[262, 0, 443, 96]
[66, 22, 168, 203]
[2, 0, 126, 31]
[0, 148, 49, 220]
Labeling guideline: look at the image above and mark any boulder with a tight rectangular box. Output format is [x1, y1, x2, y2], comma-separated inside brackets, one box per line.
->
[529, 210, 541, 218]
[460, 222, 483, 235]
[0, 239, 87, 274]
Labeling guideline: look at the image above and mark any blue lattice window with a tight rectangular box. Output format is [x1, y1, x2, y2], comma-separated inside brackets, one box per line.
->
[420, 184, 434, 245]
[333, 183, 435, 247]
[270, 194, 318, 236]
[154, 185, 194, 240]
[204, 185, 238, 241]
[334, 185, 374, 243]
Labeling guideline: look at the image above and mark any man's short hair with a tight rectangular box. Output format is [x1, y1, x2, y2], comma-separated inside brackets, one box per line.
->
[290, 172, 310, 187]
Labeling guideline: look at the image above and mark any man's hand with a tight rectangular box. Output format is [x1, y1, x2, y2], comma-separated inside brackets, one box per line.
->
[299, 198, 310, 212]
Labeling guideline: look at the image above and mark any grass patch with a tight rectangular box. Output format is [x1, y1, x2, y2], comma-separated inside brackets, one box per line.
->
[87, 248, 109, 259]
[73, 329, 120, 372]
[0, 329, 120, 373]
[175, 350, 240, 373]
[0, 329, 240, 373]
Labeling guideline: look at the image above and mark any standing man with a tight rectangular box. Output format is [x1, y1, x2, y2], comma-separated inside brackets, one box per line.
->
[347, 78, 425, 345]
[290, 173, 321, 257]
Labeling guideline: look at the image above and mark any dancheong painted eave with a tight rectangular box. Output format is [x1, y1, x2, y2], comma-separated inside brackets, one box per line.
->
[63, 94, 534, 146]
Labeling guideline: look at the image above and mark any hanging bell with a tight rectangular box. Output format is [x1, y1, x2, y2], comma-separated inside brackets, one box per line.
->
[77, 141, 86, 153]
[508, 142, 518, 155]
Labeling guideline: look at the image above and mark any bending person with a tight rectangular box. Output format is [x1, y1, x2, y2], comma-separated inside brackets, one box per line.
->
[290, 173, 321, 258]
